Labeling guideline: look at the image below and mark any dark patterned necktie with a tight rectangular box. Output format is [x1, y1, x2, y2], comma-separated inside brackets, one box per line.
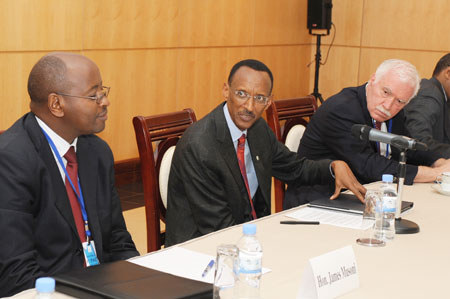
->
[64, 146, 86, 243]
[237, 134, 257, 220]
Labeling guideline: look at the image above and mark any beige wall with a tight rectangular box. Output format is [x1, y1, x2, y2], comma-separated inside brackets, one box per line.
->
[317, 0, 449, 101]
[0, 0, 448, 160]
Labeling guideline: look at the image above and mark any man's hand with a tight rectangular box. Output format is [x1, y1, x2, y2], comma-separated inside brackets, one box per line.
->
[330, 160, 366, 203]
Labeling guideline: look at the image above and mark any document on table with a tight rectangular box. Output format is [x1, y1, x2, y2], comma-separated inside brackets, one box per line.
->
[286, 207, 372, 230]
[129, 247, 271, 284]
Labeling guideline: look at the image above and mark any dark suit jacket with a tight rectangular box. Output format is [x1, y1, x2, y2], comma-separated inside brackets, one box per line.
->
[165, 102, 333, 246]
[404, 77, 450, 157]
[284, 84, 440, 209]
[0, 113, 139, 296]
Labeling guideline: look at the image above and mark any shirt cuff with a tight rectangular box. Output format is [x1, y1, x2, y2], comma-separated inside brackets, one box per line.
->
[329, 162, 335, 179]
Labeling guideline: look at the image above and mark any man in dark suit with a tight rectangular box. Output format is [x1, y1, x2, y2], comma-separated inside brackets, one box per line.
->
[285, 59, 450, 208]
[404, 53, 450, 157]
[0, 53, 139, 296]
[165, 59, 366, 246]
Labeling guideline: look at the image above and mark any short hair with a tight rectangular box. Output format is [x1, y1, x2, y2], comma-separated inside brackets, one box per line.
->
[27, 55, 71, 104]
[432, 53, 450, 77]
[373, 59, 421, 100]
[228, 59, 274, 93]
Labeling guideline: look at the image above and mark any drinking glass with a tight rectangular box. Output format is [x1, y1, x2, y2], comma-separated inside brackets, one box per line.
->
[356, 190, 386, 247]
[213, 244, 238, 299]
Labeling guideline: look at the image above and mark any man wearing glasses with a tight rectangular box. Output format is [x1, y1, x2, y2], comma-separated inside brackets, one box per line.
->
[0, 52, 138, 296]
[165, 59, 366, 246]
[285, 59, 450, 209]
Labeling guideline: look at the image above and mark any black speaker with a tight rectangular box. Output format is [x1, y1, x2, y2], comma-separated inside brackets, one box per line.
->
[307, 0, 332, 34]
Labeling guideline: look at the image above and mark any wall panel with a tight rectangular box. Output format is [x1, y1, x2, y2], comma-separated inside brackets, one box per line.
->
[84, 0, 180, 49]
[177, 0, 256, 47]
[253, 0, 309, 45]
[0, 0, 83, 51]
[361, 0, 450, 51]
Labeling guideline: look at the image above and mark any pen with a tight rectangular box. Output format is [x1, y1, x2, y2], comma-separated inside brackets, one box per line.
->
[201, 259, 215, 277]
[280, 220, 320, 225]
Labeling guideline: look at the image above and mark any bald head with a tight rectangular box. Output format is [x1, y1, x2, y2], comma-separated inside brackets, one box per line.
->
[27, 52, 95, 104]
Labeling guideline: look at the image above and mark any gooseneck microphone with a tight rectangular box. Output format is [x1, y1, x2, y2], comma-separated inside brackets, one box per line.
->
[351, 124, 428, 151]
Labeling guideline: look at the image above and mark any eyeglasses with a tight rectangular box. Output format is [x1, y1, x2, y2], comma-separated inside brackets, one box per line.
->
[233, 89, 271, 105]
[56, 86, 110, 105]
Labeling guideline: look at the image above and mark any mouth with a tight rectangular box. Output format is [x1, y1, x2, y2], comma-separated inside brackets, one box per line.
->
[375, 106, 391, 119]
[238, 111, 255, 122]
[97, 109, 108, 121]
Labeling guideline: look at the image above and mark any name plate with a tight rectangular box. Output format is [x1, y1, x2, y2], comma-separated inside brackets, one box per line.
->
[297, 245, 359, 299]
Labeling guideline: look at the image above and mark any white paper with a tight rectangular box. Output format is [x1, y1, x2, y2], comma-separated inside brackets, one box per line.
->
[129, 247, 271, 284]
[286, 207, 372, 230]
[298, 245, 359, 299]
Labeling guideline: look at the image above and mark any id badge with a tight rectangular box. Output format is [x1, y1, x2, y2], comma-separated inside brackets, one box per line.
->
[82, 241, 100, 267]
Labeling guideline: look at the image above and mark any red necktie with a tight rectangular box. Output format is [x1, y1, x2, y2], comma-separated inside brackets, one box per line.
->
[237, 134, 257, 220]
[64, 146, 86, 243]
[374, 121, 382, 130]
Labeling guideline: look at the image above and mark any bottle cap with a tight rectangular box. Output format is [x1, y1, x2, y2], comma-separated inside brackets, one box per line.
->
[382, 174, 394, 183]
[35, 277, 55, 293]
[243, 223, 256, 235]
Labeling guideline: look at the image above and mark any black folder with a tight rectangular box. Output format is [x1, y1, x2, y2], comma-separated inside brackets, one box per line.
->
[54, 260, 213, 299]
[308, 193, 414, 215]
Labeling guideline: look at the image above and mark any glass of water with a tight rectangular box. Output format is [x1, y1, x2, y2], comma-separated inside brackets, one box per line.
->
[213, 244, 239, 299]
[356, 190, 386, 247]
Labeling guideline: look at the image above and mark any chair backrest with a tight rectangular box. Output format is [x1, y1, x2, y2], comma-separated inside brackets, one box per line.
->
[132, 109, 197, 252]
[265, 96, 318, 213]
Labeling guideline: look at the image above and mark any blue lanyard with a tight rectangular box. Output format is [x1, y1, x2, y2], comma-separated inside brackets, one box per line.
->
[373, 119, 393, 157]
[40, 129, 92, 240]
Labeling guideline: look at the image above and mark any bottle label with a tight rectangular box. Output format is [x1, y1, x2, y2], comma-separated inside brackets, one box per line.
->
[238, 251, 262, 274]
[382, 196, 396, 213]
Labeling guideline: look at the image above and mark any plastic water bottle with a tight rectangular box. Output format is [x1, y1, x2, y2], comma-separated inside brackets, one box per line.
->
[35, 277, 55, 298]
[376, 174, 397, 241]
[235, 223, 263, 299]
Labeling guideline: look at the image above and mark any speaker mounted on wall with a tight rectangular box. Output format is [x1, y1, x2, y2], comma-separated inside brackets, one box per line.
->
[307, 0, 333, 35]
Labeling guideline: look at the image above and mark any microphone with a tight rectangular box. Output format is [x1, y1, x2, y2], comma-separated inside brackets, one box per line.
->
[351, 124, 428, 151]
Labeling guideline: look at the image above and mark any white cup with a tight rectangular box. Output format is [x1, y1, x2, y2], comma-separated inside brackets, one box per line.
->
[437, 172, 450, 191]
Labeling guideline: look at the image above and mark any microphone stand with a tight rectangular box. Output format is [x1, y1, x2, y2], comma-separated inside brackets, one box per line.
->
[395, 151, 420, 234]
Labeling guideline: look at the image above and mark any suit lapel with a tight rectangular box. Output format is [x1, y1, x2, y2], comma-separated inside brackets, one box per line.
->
[247, 121, 270, 206]
[24, 114, 80, 239]
[213, 104, 248, 197]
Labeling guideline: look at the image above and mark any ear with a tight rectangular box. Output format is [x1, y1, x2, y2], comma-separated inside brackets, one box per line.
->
[263, 97, 273, 112]
[369, 73, 376, 85]
[48, 93, 64, 118]
[222, 82, 230, 100]
[445, 67, 450, 80]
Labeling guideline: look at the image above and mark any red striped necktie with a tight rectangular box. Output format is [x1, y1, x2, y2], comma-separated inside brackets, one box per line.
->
[64, 146, 86, 243]
[237, 134, 257, 220]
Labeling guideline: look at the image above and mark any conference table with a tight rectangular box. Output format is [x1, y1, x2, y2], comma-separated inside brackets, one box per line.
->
[11, 182, 448, 298]
[169, 182, 448, 298]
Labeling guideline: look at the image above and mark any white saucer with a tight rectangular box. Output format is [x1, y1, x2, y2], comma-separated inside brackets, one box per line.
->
[431, 184, 450, 196]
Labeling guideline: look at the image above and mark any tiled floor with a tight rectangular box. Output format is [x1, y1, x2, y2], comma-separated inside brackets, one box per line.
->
[117, 181, 145, 211]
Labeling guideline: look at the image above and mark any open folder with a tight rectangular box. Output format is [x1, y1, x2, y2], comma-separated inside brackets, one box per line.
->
[308, 193, 414, 215]
[54, 260, 213, 299]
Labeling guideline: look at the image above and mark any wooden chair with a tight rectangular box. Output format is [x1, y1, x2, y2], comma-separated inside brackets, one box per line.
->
[266, 96, 318, 213]
[132, 109, 197, 252]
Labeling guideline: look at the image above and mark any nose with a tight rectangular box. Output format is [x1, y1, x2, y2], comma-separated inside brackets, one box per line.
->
[243, 95, 255, 112]
[382, 96, 395, 110]
[100, 94, 110, 107]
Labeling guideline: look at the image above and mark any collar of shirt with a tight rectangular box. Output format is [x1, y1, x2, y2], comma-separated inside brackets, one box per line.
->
[223, 103, 248, 148]
[35, 115, 78, 180]
[440, 81, 448, 102]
